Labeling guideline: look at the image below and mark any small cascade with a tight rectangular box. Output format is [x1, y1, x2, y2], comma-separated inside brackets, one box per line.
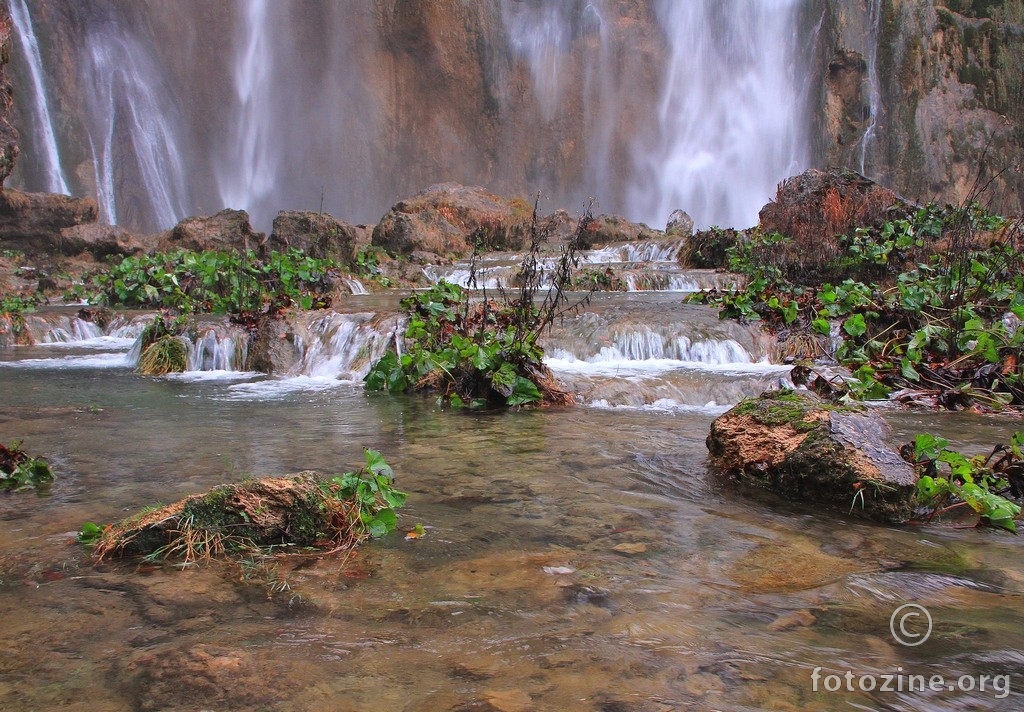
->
[582, 240, 684, 265]
[23, 312, 151, 347]
[499, 1, 574, 121]
[544, 313, 760, 365]
[8, 0, 70, 194]
[187, 327, 249, 372]
[293, 312, 403, 382]
[81, 13, 191, 228]
[543, 298, 789, 410]
[218, 0, 278, 221]
[344, 277, 369, 296]
[41, 319, 104, 344]
[422, 259, 527, 291]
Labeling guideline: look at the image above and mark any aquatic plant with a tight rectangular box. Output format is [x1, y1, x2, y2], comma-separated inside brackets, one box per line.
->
[365, 201, 592, 408]
[87, 449, 405, 563]
[906, 432, 1024, 532]
[0, 441, 54, 492]
[137, 335, 188, 376]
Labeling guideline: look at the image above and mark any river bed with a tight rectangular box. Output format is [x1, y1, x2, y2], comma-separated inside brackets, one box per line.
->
[1, 304, 1022, 711]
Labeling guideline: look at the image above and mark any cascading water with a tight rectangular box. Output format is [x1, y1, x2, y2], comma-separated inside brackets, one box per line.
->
[11, 2, 810, 233]
[217, 0, 278, 223]
[859, 0, 883, 176]
[630, 0, 808, 229]
[80, 21, 191, 228]
[499, 1, 573, 122]
[7, 0, 69, 194]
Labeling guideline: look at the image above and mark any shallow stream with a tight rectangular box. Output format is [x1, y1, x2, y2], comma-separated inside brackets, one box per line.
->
[1, 281, 1022, 711]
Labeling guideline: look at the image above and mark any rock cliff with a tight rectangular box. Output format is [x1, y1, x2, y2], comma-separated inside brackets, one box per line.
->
[4, 0, 1022, 235]
[808, 0, 1023, 214]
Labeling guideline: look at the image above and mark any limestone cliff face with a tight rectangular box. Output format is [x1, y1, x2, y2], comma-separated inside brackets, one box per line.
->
[0, 7, 19, 186]
[809, 0, 1023, 214]
[5, 0, 1022, 234]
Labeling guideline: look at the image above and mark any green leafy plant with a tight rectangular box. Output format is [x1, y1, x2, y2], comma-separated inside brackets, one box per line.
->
[323, 448, 407, 538]
[692, 200, 1024, 409]
[908, 432, 1023, 532]
[77, 522, 106, 546]
[365, 201, 591, 408]
[90, 248, 336, 315]
[0, 441, 54, 492]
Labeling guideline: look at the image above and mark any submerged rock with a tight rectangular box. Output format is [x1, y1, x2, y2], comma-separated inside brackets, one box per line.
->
[706, 389, 917, 523]
[95, 474, 355, 560]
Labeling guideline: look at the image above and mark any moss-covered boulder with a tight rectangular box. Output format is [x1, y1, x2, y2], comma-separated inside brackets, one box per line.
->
[706, 390, 917, 523]
[93, 455, 405, 562]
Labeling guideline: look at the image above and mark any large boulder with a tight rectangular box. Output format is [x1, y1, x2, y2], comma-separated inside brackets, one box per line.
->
[267, 211, 368, 264]
[160, 209, 264, 253]
[372, 183, 533, 257]
[706, 389, 918, 523]
[759, 169, 909, 239]
[0, 189, 99, 253]
[757, 168, 912, 279]
[58, 223, 145, 258]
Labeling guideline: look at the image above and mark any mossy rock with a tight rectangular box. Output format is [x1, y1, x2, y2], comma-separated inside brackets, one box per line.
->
[707, 390, 918, 523]
[93, 473, 355, 561]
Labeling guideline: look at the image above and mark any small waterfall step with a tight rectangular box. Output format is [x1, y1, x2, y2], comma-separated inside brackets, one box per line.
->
[422, 241, 739, 294]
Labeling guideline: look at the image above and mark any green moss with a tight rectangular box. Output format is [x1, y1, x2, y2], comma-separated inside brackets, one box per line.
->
[731, 390, 849, 431]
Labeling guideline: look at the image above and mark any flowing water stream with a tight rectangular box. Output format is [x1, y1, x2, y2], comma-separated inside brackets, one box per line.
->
[1, 260, 1023, 710]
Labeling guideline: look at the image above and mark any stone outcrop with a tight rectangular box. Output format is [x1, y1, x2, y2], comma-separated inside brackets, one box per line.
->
[58, 223, 143, 258]
[807, 0, 1024, 215]
[759, 168, 910, 242]
[267, 211, 368, 264]
[756, 168, 912, 279]
[0, 188, 98, 252]
[160, 209, 264, 253]
[0, 8, 18, 186]
[707, 389, 918, 524]
[665, 209, 694, 237]
[372, 183, 534, 257]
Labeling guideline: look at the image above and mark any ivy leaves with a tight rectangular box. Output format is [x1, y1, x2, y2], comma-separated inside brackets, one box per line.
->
[91, 248, 337, 315]
[365, 281, 547, 408]
[910, 433, 1023, 533]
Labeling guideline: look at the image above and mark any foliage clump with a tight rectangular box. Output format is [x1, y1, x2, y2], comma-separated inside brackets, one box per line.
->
[905, 432, 1024, 532]
[365, 202, 594, 408]
[691, 198, 1024, 410]
[0, 442, 53, 492]
[87, 449, 405, 562]
[90, 248, 337, 316]
[138, 335, 189, 376]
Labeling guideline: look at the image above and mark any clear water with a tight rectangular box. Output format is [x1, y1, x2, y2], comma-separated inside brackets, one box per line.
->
[1, 306, 1023, 711]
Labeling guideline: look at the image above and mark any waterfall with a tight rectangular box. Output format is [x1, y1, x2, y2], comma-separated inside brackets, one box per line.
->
[630, 0, 808, 230]
[499, 1, 573, 122]
[8, 0, 69, 194]
[217, 0, 279, 222]
[11, 2, 814, 234]
[81, 24, 191, 228]
[859, 0, 883, 176]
